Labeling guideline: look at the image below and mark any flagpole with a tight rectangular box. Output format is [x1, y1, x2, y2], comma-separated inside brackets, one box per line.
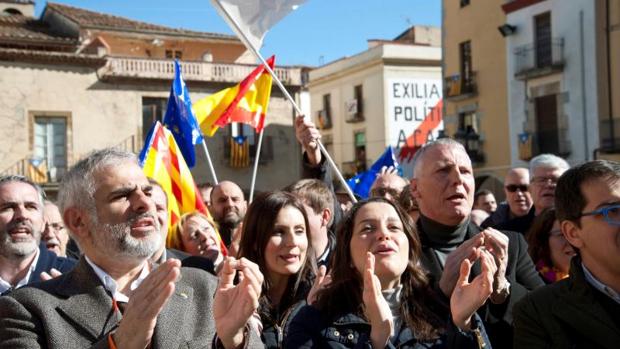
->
[249, 129, 264, 203]
[201, 140, 219, 185]
[212, 0, 357, 203]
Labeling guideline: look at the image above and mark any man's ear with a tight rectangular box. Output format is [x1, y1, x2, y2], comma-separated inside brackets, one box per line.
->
[63, 207, 90, 241]
[561, 220, 584, 250]
[410, 178, 421, 200]
[321, 208, 332, 228]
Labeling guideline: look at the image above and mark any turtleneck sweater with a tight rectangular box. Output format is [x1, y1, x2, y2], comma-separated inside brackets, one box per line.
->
[418, 214, 470, 267]
[382, 284, 403, 342]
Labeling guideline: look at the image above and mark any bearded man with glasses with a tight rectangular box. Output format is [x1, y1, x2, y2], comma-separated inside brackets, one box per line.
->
[514, 160, 620, 348]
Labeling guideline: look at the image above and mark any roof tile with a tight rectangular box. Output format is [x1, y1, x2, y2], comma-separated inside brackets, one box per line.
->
[46, 2, 239, 40]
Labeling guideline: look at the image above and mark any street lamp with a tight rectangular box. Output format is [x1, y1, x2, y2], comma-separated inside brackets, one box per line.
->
[498, 24, 517, 37]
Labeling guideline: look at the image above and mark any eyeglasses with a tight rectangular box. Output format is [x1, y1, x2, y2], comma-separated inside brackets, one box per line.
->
[531, 176, 559, 185]
[580, 204, 620, 226]
[505, 184, 528, 193]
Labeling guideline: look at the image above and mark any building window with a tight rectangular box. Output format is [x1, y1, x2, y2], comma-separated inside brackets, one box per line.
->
[318, 94, 332, 129]
[165, 50, 183, 59]
[460, 0, 470, 8]
[534, 94, 560, 154]
[33, 116, 67, 181]
[345, 85, 364, 123]
[354, 131, 367, 172]
[142, 97, 167, 142]
[224, 123, 273, 167]
[354, 84, 364, 121]
[534, 12, 552, 68]
[459, 41, 473, 91]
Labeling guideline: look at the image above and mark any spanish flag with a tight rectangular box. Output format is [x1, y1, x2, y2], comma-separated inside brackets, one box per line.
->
[194, 56, 275, 137]
[138, 121, 227, 256]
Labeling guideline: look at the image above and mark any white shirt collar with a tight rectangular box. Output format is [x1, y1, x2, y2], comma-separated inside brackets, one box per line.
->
[0, 248, 40, 294]
[85, 255, 150, 303]
[582, 262, 620, 305]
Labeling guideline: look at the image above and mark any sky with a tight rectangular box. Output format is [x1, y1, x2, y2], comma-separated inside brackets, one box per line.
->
[35, 0, 441, 67]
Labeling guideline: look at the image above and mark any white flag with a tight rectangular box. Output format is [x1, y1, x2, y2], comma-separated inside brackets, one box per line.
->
[211, 0, 307, 50]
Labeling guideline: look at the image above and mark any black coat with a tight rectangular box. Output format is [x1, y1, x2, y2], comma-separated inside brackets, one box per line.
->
[30, 247, 76, 284]
[417, 219, 544, 348]
[283, 302, 490, 349]
[513, 256, 620, 349]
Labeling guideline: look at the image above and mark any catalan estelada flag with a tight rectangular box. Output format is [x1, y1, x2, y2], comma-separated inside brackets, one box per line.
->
[229, 136, 250, 168]
[138, 121, 227, 256]
[194, 55, 275, 137]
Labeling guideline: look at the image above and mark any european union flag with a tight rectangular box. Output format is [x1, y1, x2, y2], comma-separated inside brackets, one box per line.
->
[347, 146, 400, 199]
[163, 60, 203, 168]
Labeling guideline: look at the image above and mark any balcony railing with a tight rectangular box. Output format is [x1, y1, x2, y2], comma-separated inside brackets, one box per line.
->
[98, 57, 303, 86]
[444, 72, 477, 100]
[0, 135, 139, 183]
[514, 38, 564, 79]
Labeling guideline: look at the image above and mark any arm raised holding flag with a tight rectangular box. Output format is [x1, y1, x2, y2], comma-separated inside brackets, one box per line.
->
[210, 0, 357, 203]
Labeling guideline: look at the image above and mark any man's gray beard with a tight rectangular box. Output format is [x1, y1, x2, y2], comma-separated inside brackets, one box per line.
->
[0, 223, 40, 258]
[90, 213, 162, 259]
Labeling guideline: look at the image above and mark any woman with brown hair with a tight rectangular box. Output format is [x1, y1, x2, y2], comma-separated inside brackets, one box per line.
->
[284, 198, 494, 348]
[237, 191, 316, 348]
[526, 208, 576, 284]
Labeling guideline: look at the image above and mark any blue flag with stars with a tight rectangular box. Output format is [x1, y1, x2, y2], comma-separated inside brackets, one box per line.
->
[347, 146, 400, 199]
[163, 60, 203, 168]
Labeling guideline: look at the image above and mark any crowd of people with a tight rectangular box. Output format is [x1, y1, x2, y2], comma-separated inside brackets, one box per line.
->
[0, 115, 618, 348]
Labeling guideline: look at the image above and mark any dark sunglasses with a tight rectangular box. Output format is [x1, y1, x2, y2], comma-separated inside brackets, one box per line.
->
[505, 184, 528, 193]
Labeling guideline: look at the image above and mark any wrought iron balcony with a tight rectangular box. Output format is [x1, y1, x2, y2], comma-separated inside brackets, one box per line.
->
[97, 57, 303, 86]
[514, 38, 564, 79]
[444, 72, 477, 100]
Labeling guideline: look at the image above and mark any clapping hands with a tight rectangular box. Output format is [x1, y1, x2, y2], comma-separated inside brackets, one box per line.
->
[214, 257, 263, 349]
[450, 248, 496, 330]
[362, 252, 393, 349]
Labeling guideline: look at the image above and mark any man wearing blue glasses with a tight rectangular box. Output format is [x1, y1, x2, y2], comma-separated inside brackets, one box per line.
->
[514, 160, 620, 348]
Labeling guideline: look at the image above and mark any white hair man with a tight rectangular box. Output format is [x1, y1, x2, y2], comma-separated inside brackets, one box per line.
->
[0, 148, 264, 348]
[529, 153, 570, 215]
[410, 138, 544, 348]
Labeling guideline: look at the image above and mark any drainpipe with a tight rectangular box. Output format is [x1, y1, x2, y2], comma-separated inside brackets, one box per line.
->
[606, 0, 615, 151]
[580, 10, 589, 160]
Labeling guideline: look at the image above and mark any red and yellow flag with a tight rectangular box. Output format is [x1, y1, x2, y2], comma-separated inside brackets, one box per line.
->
[194, 56, 275, 136]
[139, 121, 227, 255]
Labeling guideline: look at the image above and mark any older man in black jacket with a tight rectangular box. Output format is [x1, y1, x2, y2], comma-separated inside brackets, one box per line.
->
[409, 138, 544, 348]
[514, 160, 620, 348]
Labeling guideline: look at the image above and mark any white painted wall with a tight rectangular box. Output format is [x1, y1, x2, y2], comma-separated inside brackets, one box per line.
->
[309, 43, 442, 178]
[506, 0, 599, 165]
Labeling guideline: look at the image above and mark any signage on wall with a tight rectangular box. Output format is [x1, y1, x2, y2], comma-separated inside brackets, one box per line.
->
[386, 78, 443, 176]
